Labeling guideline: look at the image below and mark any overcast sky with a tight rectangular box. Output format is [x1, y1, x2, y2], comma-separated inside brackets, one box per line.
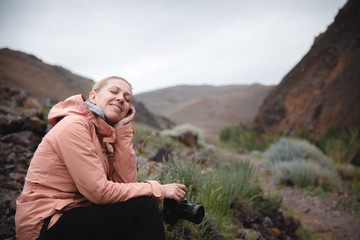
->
[0, 0, 347, 94]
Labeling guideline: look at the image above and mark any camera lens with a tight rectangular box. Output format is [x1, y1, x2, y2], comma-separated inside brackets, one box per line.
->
[179, 202, 205, 224]
[190, 204, 205, 224]
[163, 199, 205, 224]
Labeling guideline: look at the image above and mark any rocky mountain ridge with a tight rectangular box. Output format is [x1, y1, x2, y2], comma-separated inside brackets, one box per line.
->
[253, 0, 360, 141]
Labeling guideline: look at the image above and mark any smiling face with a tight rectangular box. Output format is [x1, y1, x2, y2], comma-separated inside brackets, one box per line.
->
[89, 78, 132, 124]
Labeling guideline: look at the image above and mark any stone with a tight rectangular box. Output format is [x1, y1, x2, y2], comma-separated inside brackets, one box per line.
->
[1, 131, 41, 150]
[153, 148, 173, 162]
[22, 115, 47, 135]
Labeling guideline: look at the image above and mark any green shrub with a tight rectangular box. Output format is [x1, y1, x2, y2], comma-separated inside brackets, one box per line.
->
[318, 124, 360, 167]
[264, 138, 332, 167]
[198, 161, 261, 226]
[219, 124, 276, 152]
[324, 128, 360, 168]
[336, 163, 360, 181]
[156, 156, 282, 238]
[158, 154, 203, 197]
[263, 138, 339, 189]
[339, 180, 360, 218]
[251, 191, 283, 217]
[352, 180, 360, 200]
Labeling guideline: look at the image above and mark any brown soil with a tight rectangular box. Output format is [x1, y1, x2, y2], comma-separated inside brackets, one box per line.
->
[218, 150, 360, 240]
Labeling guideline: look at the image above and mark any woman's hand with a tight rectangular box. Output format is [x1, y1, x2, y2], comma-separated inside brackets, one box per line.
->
[113, 104, 136, 128]
[162, 183, 188, 203]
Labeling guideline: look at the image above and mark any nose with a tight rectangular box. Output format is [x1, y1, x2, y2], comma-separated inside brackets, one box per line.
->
[116, 94, 124, 103]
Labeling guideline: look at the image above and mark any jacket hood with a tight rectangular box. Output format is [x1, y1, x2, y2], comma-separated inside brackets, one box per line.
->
[48, 94, 116, 143]
[48, 95, 97, 127]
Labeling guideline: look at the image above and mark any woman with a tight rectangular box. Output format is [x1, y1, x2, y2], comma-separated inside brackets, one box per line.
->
[15, 76, 188, 240]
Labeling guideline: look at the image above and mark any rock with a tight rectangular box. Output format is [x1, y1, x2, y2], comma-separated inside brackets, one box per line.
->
[10, 198, 17, 212]
[263, 216, 273, 228]
[272, 210, 300, 238]
[132, 100, 162, 130]
[153, 148, 173, 162]
[0, 114, 22, 135]
[177, 131, 201, 148]
[1, 131, 41, 150]
[253, 0, 360, 141]
[232, 198, 301, 239]
[22, 96, 43, 110]
[0, 223, 11, 238]
[22, 115, 47, 135]
[232, 198, 263, 228]
[9, 172, 25, 181]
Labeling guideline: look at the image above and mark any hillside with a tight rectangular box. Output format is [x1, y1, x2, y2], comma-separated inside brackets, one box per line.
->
[253, 0, 360, 141]
[0, 48, 94, 101]
[0, 48, 168, 129]
[135, 84, 274, 139]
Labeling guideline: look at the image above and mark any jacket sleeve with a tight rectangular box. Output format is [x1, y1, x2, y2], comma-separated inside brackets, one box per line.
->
[110, 124, 165, 203]
[49, 116, 162, 204]
[110, 124, 137, 183]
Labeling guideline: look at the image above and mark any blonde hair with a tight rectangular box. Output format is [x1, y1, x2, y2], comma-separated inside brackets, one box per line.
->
[92, 76, 133, 95]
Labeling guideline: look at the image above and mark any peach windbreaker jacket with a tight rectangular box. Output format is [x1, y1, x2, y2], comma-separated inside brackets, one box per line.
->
[15, 95, 165, 240]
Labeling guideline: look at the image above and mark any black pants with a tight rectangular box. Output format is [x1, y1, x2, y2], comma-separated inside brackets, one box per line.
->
[37, 196, 165, 240]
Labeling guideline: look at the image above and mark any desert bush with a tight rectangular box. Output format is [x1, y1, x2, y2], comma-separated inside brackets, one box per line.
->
[219, 124, 276, 152]
[352, 181, 360, 200]
[324, 128, 360, 168]
[158, 154, 203, 197]
[156, 155, 283, 238]
[198, 161, 261, 226]
[263, 138, 339, 189]
[318, 125, 360, 167]
[336, 163, 360, 181]
[251, 191, 283, 217]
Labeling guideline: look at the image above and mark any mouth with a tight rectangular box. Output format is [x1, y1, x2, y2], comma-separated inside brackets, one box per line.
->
[110, 103, 122, 112]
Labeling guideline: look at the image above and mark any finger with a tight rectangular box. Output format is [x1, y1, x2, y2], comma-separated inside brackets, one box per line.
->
[179, 189, 186, 197]
[130, 104, 136, 113]
[176, 195, 182, 203]
[178, 184, 188, 193]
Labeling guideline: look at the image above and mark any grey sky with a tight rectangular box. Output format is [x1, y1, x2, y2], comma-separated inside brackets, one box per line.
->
[0, 0, 347, 94]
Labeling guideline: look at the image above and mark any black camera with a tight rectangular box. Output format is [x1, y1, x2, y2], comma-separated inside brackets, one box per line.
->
[162, 198, 205, 225]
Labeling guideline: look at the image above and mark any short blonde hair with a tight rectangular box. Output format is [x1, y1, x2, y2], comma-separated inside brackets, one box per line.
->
[92, 76, 133, 95]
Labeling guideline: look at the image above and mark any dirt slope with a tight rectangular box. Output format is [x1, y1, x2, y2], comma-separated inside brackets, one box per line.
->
[0, 48, 94, 101]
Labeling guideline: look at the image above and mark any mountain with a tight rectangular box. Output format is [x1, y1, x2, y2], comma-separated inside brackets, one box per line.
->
[135, 84, 274, 139]
[0, 48, 94, 101]
[0, 48, 166, 129]
[253, 0, 360, 141]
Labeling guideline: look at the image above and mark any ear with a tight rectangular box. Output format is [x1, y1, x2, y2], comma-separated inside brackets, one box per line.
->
[89, 91, 97, 105]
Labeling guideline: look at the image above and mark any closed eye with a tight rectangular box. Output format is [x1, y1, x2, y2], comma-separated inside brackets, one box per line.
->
[110, 88, 119, 94]
[125, 96, 131, 102]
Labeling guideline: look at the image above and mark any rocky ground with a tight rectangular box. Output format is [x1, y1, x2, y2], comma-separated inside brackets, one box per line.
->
[230, 152, 360, 240]
[0, 88, 50, 239]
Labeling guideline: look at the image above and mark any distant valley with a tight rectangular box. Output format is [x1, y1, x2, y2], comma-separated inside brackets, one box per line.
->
[135, 84, 274, 139]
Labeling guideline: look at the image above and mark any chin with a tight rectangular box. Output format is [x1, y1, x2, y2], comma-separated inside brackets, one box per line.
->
[106, 115, 123, 124]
